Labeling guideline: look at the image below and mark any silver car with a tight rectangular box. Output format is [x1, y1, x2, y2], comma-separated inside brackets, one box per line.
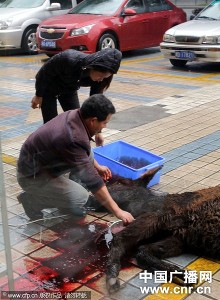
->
[160, 0, 220, 67]
[0, 0, 77, 55]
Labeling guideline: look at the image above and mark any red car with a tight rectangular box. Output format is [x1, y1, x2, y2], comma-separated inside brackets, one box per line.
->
[36, 0, 186, 56]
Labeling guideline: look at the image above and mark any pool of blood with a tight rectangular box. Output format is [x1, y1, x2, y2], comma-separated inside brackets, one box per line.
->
[22, 218, 134, 291]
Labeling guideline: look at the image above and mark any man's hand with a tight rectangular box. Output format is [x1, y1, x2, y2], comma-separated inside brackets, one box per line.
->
[97, 165, 112, 181]
[114, 209, 135, 225]
[95, 133, 104, 146]
[31, 96, 43, 109]
[94, 186, 135, 225]
[94, 159, 112, 181]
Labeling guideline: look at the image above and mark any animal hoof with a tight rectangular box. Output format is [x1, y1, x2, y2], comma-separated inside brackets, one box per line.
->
[173, 275, 197, 287]
[106, 277, 120, 293]
[172, 270, 195, 286]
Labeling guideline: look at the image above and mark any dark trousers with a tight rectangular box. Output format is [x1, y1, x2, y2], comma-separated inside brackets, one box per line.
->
[41, 90, 80, 123]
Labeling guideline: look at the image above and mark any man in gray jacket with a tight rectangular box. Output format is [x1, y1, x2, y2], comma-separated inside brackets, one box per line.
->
[17, 94, 134, 225]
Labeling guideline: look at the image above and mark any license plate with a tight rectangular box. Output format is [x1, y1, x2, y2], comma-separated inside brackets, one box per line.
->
[41, 40, 56, 48]
[175, 51, 195, 61]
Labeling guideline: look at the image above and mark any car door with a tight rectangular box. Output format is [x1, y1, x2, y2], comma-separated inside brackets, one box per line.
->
[118, 0, 148, 50]
[142, 0, 172, 46]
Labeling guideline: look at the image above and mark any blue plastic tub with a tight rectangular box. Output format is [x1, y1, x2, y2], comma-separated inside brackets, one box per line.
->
[93, 140, 165, 187]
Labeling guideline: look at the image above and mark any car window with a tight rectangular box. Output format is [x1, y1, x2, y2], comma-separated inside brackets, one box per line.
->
[69, 0, 124, 15]
[160, 0, 172, 10]
[52, 0, 72, 10]
[196, 1, 220, 20]
[126, 0, 145, 14]
[0, 0, 45, 8]
[145, 0, 172, 12]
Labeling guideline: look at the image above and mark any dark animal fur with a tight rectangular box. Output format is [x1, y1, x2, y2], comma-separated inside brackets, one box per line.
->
[90, 167, 220, 293]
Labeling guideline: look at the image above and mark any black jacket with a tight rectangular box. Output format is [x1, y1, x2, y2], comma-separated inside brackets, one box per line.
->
[35, 49, 122, 97]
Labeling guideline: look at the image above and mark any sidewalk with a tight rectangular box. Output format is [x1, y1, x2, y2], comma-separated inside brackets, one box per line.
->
[0, 51, 220, 300]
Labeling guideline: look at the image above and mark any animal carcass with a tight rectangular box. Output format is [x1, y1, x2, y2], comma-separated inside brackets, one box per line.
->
[101, 168, 220, 293]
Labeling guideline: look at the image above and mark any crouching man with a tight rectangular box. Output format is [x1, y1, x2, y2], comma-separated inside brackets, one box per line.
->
[17, 94, 134, 225]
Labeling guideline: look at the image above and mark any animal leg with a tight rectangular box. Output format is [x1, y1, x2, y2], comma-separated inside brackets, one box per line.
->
[106, 213, 166, 293]
[137, 165, 163, 186]
[136, 236, 187, 285]
[105, 240, 122, 293]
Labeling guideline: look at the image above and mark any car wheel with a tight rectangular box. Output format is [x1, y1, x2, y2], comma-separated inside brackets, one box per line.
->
[97, 33, 118, 51]
[170, 59, 187, 67]
[22, 28, 38, 55]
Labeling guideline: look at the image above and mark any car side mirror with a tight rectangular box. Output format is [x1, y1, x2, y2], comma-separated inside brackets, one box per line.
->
[47, 3, 61, 11]
[121, 8, 137, 16]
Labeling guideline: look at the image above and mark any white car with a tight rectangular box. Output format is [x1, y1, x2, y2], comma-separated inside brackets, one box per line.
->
[160, 0, 220, 67]
[0, 0, 77, 55]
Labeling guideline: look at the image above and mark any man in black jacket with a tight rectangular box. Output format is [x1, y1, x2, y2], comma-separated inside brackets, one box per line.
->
[31, 48, 122, 125]
[18, 94, 134, 225]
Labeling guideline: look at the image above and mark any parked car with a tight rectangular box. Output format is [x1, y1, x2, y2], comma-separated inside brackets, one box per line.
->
[36, 0, 186, 56]
[0, 0, 77, 55]
[160, 0, 220, 67]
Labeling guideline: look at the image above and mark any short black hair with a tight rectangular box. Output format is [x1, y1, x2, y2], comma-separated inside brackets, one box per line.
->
[80, 94, 116, 121]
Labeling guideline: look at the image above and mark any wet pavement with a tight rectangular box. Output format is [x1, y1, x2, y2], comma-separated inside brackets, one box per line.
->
[0, 48, 220, 300]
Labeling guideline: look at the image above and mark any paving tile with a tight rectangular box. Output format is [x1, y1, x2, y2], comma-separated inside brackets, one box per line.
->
[32, 229, 59, 244]
[185, 293, 210, 300]
[12, 257, 40, 275]
[7, 203, 24, 215]
[24, 265, 59, 284]
[168, 178, 194, 189]
[30, 245, 62, 260]
[102, 215, 120, 223]
[108, 282, 143, 300]
[186, 258, 220, 280]
[129, 272, 160, 289]
[9, 229, 27, 246]
[165, 254, 198, 268]
[213, 270, 220, 281]
[0, 262, 6, 273]
[1, 277, 38, 291]
[187, 183, 210, 192]
[199, 177, 219, 187]
[0, 273, 19, 288]
[143, 295, 168, 300]
[12, 238, 45, 255]
[0, 248, 24, 263]
[85, 273, 110, 295]
[77, 285, 103, 300]
[143, 282, 189, 299]
[118, 265, 143, 282]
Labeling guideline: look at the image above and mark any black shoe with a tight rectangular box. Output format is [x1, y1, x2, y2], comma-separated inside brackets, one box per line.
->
[17, 192, 43, 221]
